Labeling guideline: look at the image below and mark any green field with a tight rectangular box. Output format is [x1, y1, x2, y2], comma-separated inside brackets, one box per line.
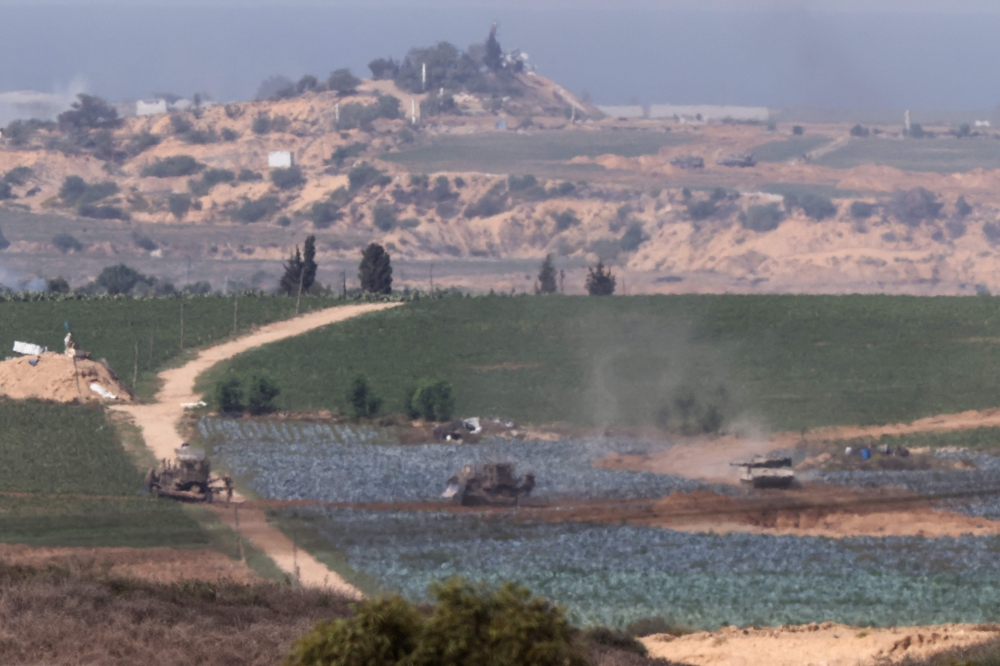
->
[836, 426, 1000, 452]
[752, 136, 829, 163]
[202, 295, 1000, 433]
[816, 137, 1000, 172]
[382, 129, 689, 179]
[0, 295, 337, 399]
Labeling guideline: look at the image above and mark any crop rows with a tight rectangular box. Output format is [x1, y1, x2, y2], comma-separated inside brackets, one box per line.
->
[202, 418, 715, 503]
[289, 506, 1000, 629]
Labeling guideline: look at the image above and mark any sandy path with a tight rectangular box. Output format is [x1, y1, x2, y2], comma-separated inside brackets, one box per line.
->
[643, 622, 998, 666]
[111, 302, 400, 596]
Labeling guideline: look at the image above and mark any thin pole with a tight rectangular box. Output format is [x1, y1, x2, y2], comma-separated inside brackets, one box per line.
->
[430, 263, 434, 293]
[233, 294, 239, 335]
[179, 302, 184, 351]
[234, 504, 245, 563]
[148, 328, 154, 370]
[342, 270, 347, 299]
[132, 341, 138, 389]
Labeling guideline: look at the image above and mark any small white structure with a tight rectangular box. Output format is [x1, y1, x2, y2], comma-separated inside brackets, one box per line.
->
[976, 120, 991, 128]
[12, 341, 45, 356]
[136, 99, 168, 116]
[268, 151, 293, 168]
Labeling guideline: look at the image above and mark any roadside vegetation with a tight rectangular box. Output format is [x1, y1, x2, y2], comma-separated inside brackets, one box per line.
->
[203, 295, 1000, 432]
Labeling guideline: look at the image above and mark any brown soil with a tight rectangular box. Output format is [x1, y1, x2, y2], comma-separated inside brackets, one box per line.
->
[0, 542, 258, 583]
[0, 352, 133, 403]
[642, 622, 999, 666]
[112, 303, 399, 597]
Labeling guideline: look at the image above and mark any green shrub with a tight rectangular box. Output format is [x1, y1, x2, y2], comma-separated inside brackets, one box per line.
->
[373, 202, 398, 231]
[247, 373, 280, 415]
[348, 162, 389, 190]
[251, 114, 271, 135]
[850, 124, 870, 138]
[79, 204, 128, 220]
[890, 188, 943, 226]
[850, 201, 877, 219]
[585, 261, 616, 296]
[3, 166, 33, 186]
[271, 166, 305, 190]
[168, 193, 192, 219]
[348, 375, 383, 418]
[792, 125, 804, 135]
[52, 233, 83, 254]
[508, 174, 537, 191]
[328, 142, 368, 166]
[359, 242, 393, 294]
[286, 578, 585, 666]
[189, 168, 235, 196]
[126, 131, 160, 156]
[741, 203, 785, 232]
[799, 194, 837, 220]
[59, 176, 87, 203]
[170, 114, 193, 135]
[956, 195, 973, 218]
[686, 200, 716, 220]
[0, 227, 10, 251]
[238, 169, 262, 182]
[0, 182, 12, 200]
[409, 378, 454, 422]
[141, 155, 203, 178]
[215, 377, 245, 413]
[57, 94, 121, 130]
[220, 127, 239, 142]
[464, 183, 507, 218]
[327, 68, 361, 95]
[78, 181, 118, 205]
[233, 196, 279, 223]
[310, 200, 342, 229]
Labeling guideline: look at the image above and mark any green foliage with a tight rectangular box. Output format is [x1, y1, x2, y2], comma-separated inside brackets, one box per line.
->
[2, 119, 55, 146]
[327, 68, 361, 95]
[420, 90, 457, 117]
[410, 378, 454, 421]
[59, 175, 87, 203]
[348, 163, 390, 191]
[581, 627, 647, 657]
[585, 261, 616, 296]
[271, 166, 305, 190]
[686, 200, 716, 220]
[369, 57, 400, 80]
[348, 375, 383, 418]
[537, 254, 557, 294]
[247, 373, 281, 415]
[141, 155, 204, 178]
[52, 233, 83, 254]
[189, 168, 235, 196]
[57, 94, 121, 130]
[785, 193, 837, 220]
[850, 124, 870, 138]
[889, 188, 943, 226]
[286, 595, 421, 666]
[252, 114, 272, 135]
[216, 376, 245, 413]
[238, 169, 263, 182]
[279, 235, 317, 296]
[310, 200, 343, 229]
[464, 183, 508, 218]
[0, 227, 10, 251]
[93, 263, 169, 295]
[126, 131, 160, 156]
[233, 196, 279, 223]
[0, 181, 12, 200]
[170, 114, 193, 135]
[359, 243, 393, 294]
[168, 193, 192, 219]
[619, 222, 647, 250]
[297, 75, 319, 94]
[329, 142, 368, 166]
[3, 166, 33, 186]
[79, 203, 128, 221]
[956, 194, 973, 218]
[46, 276, 70, 293]
[220, 127, 239, 142]
[373, 202, 398, 232]
[740, 203, 785, 232]
[850, 201, 877, 219]
[792, 125, 804, 135]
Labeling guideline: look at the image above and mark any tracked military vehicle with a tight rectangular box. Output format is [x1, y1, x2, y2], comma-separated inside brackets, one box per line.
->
[717, 151, 757, 168]
[144, 445, 221, 502]
[443, 462, 535, 507]
[732, 454, 795, 489]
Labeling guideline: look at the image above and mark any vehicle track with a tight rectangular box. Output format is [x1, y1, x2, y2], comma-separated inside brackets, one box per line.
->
[112, 302, 401, 596]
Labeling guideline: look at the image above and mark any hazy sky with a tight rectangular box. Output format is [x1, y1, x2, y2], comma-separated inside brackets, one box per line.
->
[2, 1, 999, 110]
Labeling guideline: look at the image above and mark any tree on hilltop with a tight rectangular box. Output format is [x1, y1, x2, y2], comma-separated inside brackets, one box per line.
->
[537, 254, 557, 294]
[279, 235, 318, 296]
[57, 94, 121, 131]
[328, 68, 361, 96]
[585, 260, 615, 296]
[359, 242, 392, 294]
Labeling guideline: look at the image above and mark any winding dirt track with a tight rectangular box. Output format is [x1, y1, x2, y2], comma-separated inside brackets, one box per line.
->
[111, 302, 401, 597]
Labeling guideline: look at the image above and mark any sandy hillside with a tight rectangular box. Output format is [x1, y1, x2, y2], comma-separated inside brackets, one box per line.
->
[0, 352, 133, 403]
[643, 622, 998, 666]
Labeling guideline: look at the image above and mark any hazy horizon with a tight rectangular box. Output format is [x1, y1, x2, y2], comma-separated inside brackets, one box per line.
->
[2, 3, 1000, 113]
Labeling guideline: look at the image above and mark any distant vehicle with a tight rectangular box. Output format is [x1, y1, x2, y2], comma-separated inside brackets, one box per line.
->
[671, 155, 705, 169]
[732, 454, 795, 488]
[717, 152, 757, 168]
[443, 462, 535, 506]
[144, 445, 226, 502]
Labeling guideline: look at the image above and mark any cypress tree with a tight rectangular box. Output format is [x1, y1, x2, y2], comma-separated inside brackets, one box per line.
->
[359, 242, 393, 294]
[537, 254, 557, 294]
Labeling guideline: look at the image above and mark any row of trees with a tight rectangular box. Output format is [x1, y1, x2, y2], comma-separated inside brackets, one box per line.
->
[537, 254, 616, 296]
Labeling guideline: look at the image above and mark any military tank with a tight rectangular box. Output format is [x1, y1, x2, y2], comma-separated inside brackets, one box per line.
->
[732, 454, 795, 489]
[144, 445, 222, 502]
[443, 462, 535, 507]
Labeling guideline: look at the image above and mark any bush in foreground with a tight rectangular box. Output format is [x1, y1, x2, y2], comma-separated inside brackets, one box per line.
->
[286, 578, 587, 666]
[348, 375, 382, 418]
[409, 378, 454, 422]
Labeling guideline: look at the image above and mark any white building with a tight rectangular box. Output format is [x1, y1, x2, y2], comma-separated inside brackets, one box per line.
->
[268, 151, 293, 168]
[136, 99, 168, 116]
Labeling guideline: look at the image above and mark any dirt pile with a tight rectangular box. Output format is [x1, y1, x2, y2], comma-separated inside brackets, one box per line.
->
[642, 622, 999, 666]
[0, 352, 133, 403]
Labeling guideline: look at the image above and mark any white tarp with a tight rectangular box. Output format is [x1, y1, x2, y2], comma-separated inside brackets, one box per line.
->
[268, 151, 293, 168]
[12, 341, 44, 356]
[89, 383, 118, 400]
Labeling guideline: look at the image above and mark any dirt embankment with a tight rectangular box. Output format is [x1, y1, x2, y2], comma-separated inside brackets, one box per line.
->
[643, 622, 999, 666]
[0, 352, 133, 403]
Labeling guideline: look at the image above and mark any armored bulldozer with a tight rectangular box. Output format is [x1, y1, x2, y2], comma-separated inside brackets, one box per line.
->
[717, 151, 757, 168]
[732, 454, 795, 489]
[443, 462, 535, 507]
[144, 445, 223, 502]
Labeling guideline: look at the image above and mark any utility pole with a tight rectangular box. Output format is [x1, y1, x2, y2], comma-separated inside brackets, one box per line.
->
[559, 269, 565, 294]
[234, 504, 245, 564]
[421, 62, 426, 91]
[342, 270, 347, 299]
[429, 263, 434, 293]
[132, 341, 138, 389]
[179, 301, 184, 351]
[295, 266, 304, 315]
[233, 293, 239, 335]
[148, 328, 154, 370]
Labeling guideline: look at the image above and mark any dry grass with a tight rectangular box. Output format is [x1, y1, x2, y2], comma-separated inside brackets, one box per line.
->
[0, 560, 353, 666]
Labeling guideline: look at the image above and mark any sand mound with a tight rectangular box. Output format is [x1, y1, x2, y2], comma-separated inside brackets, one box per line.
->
[0, 352, 134, 404]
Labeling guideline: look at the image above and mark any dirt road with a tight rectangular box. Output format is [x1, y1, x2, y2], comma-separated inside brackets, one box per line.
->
[112, 302, 400, 596]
